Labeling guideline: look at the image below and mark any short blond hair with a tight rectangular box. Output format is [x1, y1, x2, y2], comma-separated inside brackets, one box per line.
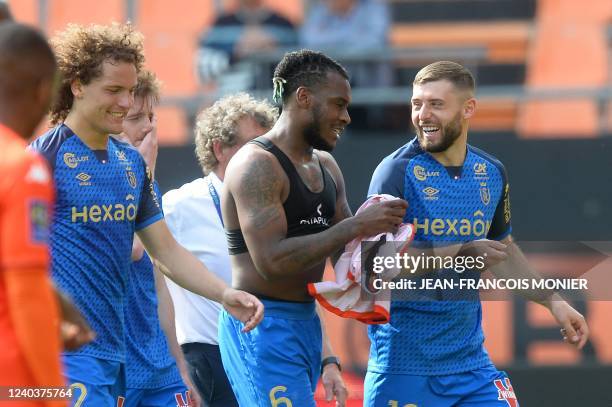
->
[50, 22, 145, 124]
[194, 93, 277, 173]
[135, 70, 161, 105]
[414, 61, 475, 96]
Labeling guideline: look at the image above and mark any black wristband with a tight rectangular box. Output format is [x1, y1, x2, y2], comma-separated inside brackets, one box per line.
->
[321, 356, 341, 374]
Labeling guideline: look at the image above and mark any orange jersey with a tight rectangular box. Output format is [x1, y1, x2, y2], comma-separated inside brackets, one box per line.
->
[0, 124, 53, 269]
[0, 123, 64, 406]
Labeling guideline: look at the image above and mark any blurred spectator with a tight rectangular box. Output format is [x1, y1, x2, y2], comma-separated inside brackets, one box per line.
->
[301, 0, 389, 53]
[0, 0, 13, 21]
[300, 0, 392, 128]
[196, 0, 297, 86]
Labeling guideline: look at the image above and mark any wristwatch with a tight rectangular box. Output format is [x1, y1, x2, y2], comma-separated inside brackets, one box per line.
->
[321, 356, 341, 374]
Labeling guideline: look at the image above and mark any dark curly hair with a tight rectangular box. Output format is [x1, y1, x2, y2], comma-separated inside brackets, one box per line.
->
[272, 49, 349, 105]
[49, 22, 145, 124]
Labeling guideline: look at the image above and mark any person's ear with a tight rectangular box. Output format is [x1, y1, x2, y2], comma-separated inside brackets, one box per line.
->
[463, 97, 476, 120]
[212, 138, 224, 162]
[70, 79, 83, 99]
[295, 86, 312, 109]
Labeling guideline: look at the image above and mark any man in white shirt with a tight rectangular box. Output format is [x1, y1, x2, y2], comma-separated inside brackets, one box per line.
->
[163, 93, 272, 406]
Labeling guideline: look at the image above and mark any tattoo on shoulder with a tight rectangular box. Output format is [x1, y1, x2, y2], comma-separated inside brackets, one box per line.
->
[240, 157, 281, 229]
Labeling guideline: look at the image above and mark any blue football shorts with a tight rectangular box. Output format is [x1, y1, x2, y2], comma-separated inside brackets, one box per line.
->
[122, 381, 190, 407]
[364, 364, 519, 407]
[218, 298, 322, 407]
[63, 354, 125, 407]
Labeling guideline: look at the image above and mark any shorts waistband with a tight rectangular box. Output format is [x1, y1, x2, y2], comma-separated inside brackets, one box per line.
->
[260, 298, 317, 320]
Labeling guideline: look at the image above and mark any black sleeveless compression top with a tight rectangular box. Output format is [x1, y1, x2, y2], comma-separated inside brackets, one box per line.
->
[226, 136, 337, 254]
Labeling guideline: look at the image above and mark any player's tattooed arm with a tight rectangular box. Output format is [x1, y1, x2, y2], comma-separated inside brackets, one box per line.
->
[262, 218, 361, 278]
[238, 156, 283, 230]
[231, 149, 406, 279]
[230, 149, 358, 278]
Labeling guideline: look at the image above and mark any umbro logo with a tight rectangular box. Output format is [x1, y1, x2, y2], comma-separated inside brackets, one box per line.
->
[422, 187, 439, 200]
[76, 172, 91, 186]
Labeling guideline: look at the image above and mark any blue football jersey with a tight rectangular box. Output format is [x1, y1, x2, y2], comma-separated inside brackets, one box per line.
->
[125, 184, 182, 388]
[30, 124, 163, 362]
[125, 251, 182, 388]
[367, 137, 512, 375]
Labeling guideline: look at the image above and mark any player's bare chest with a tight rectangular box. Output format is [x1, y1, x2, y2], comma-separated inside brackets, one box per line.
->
[293, 161, 324, 193]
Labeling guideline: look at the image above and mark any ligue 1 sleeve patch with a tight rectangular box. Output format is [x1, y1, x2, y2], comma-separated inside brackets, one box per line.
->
[29, 200, 50, 244]
[25, 162, 50, 184]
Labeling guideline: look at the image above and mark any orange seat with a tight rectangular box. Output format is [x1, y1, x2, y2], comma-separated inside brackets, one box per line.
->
[155, 106, 188, 146]
[517, 0, 611, 138]
[471, 99, 517, 131]
[46, 0, 123, 34]
[136, 0, 215, 96]
[6, 0, 38, 25]
[390, 20, 531, 64]
[139, 34, 200, 96]
[136, 0, 214, 144]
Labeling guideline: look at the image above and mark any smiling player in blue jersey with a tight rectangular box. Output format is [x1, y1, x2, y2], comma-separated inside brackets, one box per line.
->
[30, 23, 263, 406]
[365, 61, 589, 407]
[115, 71, 198, 407]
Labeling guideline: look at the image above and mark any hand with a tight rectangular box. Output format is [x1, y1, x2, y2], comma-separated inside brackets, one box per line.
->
[321, 364, 347, 407]
[353, 199, 408, 236]
[181, 373, 202, 407]
[221, 288, 264, 332]
[137, 116, 158, 172]
[458, 239, 508, 270]
[56, 290, 95, 350]
[550, 299, 589, 349]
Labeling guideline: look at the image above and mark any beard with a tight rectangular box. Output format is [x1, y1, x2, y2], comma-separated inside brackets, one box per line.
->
[304, 104, 334, 151]
[417, 111, 463, 153]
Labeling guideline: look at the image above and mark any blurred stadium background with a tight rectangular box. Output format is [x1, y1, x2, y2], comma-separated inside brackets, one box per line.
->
[8, 0, 612, 405]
